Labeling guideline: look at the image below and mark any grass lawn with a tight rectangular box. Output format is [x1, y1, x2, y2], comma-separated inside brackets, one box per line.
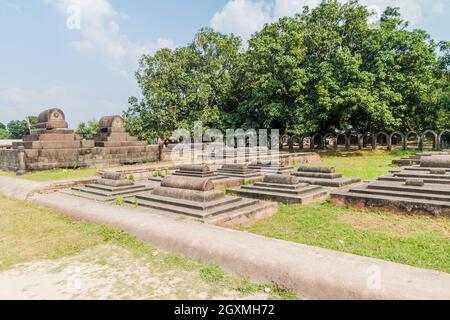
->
[0, 195, 296, 299]
[246, 202, 450, 273]
[0, 168, 98, 182]
[247, 149, 449, 273]
[313, 149, 417, 180]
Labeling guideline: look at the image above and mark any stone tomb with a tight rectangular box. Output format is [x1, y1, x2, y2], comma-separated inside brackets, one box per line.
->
[172, 164, 216, 178]
[293, 166, 360, 188]
[228, 174, 329, 204]
[331, 155, 450, 217]
[71, 171, 153, 201]
[150, 164, 243, 189]
[215, 163, 261, 179]
[15, 108, 94, 170]
[391, 152, 450, 167]
[127, 176, 276, 226]
[93, 116, 148, 148]
[248, 160, 294, 175]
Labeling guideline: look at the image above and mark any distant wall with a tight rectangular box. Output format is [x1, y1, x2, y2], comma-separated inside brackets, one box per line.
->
[0, 149, 19, 171]
[0, 145, 160, 172]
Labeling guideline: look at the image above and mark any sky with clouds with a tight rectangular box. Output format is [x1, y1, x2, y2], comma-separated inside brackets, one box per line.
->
[0, 0, 448, 126]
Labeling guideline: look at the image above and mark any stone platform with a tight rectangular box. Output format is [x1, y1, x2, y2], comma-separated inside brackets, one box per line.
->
[331, 155, 450, 217]
[215, 163, 261, 179]
[392, 151, 450, 166]
[71, 172, 153, 201]
[248, 160, 294, 174]
[172, 164, 215, 178]
[293, 166, 360, 188]
[228, 174, 329, 204]
[127, 176, 276, 226]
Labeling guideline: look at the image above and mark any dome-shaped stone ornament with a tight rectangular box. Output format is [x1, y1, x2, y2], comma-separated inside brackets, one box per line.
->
[36, 108, 68, 129]
[99, 116, 124, 129]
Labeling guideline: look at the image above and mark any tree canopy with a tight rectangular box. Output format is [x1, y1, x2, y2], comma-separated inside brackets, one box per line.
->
[6, 116, 38, 139]
[76, 120, 100, 139]
[125, 0, 449, 139]
[124, 27, 241, 141]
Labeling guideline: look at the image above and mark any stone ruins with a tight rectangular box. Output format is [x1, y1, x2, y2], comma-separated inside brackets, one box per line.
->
[248, 160, 294, 175]
[331, 155, 450, 217]
[293, 166, 361, 188]
[71, 171, 153, 201]
[172, 164, 216, 178]
[126, 175, 277, 226]
[228, 174, 329, 204]
[215, 163, 261, 179]
[392, 151, 450, 166]
[1, 108, 159, 173]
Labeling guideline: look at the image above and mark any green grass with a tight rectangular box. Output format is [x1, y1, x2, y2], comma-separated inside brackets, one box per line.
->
[313, 149, 417, 180]
[0, 168, 98, 182]
[245, 202, 450, 273]
[0, 195, 298, 299]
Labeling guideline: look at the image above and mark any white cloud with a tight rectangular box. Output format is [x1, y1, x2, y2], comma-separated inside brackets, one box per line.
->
[360, 0, 422, 25]
[0, 86, 72, 119]
[274, 0, 320, 18]
[431, 2, 445, 14]
[211, 0, 424, 42]
[210, 0, 273, 42]
[46, 0, 175, 77]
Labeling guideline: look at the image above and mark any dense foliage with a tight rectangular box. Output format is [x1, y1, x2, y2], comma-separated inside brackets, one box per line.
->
[125, 0, 449, 140]
[125, 28, 241, 140]
[5, 116, 38, 139]
[76, 120, 100, 139]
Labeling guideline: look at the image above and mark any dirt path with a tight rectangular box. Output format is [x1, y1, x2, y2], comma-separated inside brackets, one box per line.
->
[0, 245, 269, 300]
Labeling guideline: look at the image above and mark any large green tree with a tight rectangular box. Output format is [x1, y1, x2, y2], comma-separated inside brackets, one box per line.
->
[76, 120, 99, 139]
[0, 128, 10, 139]
[235, 0, 448, 134]
[125, 28, 242, 140]
[7, 116, 38, 139]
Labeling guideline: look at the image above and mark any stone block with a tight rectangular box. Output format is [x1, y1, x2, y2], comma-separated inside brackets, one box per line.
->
[161, 176, 214, 191]
[263, 174, 300, 185]
[297, 166, 335, 173]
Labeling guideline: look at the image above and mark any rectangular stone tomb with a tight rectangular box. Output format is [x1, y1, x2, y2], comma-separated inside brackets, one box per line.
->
[215, 163, 261, 178]
[228, 174, 330, 204]
[331, 179, 450, 217]
[293, 166, 361, 188]
[171, 164, 216, 178]
[71, 172, 153, 201]
[392, 152, 450, 166]
[248, 161, 294, 175]
[127, 176, 276, 226]
[379, 169, 450, 185]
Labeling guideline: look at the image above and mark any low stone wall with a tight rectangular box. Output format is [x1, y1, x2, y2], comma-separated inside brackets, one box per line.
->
[21, 145, 160, 171]
[0, 149, 19, 171]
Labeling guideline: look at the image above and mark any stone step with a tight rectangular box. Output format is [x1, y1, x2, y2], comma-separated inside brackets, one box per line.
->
[378, 176, 450, 185]
[80, 183, 140, 192]
[253, 182, 310, 190]
[206, 201, 277, 225]
[294, 172, 342, 179]
[404, 167, 450, 172]
[129, 196, 259, 218]
[331, 190, 450, 216]
[228, 187, 329, 204]
[367, 182, 450, 196]
[349, 185, 450, 202]
[392, 172, 450, 180]
[242, 184, 322, 195]
[134, 194, 241, 211]
[296, 177, 360, 188]
[71, 184, 152, 199]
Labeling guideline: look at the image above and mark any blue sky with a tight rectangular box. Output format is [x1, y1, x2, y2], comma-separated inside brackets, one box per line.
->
[0, 0, 448, 127]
